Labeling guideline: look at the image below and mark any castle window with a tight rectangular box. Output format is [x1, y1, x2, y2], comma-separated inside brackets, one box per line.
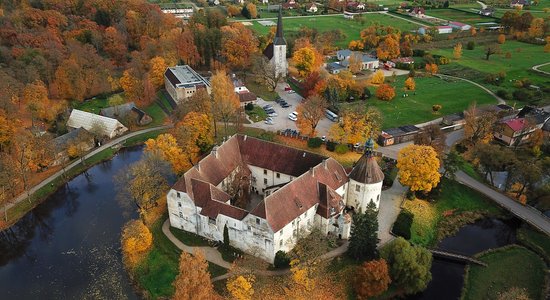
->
[263, 169, 267, 175]
[178, 202, 182, 207]
[280, 228, 284, 235]
[179, 212, 183, 218]
[280, 239, 283, 247]
[264, 178, 268, 185]
[377, 195, 380, 201]
[355, 184, 361, 192]
[248, 225, 251, 230]
[256, 218, 260, 225]
[276, 173, 280, 178]
[177, 192, 181, 198]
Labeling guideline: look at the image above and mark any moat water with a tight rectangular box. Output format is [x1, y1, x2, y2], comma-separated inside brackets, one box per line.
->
[0, 146, 519, 299]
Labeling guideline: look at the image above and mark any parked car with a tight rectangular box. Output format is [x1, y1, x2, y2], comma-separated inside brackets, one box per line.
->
[281, 103, 291, 108]
[284, 86, 292, 91]
[265, 109, 276, 114]
[263, 105, 273, 110]
[321, 136, 326, 142]
[268, 112, 278, 117]
[287, 90, 296, 94]
[264, 119, 274, 125]
[288, 112, 298, 121]
[275, 97, 282, 103]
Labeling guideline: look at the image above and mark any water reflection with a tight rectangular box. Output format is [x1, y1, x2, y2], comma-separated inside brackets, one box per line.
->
[0, 146, 144, 299]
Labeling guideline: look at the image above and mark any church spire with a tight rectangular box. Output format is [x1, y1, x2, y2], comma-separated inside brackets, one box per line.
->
[274, 7, 286, 45]
[364, 137, 374, 157]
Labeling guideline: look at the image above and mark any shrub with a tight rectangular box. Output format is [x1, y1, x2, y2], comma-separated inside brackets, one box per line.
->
[326, 140, 337, 151]
[375, 84, 396, 101]
[392, 210, 414, 239]
[432, 104, 442, 112]
[496, 89, 509, 99]
[244, 103, 254, 111]
[466, 41, 475, 50]
[307, 137, 323, 148]
[413, 49, 426, 57]
[437, 56, 450, 65]
[362, 87, 371, 99]
[274, 251, 291, 269]
[335, 144, 348, 154]
[258, 131, 275, 141]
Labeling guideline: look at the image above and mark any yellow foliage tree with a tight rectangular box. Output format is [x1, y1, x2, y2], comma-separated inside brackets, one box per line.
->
[120, 69, 142, 103]
[174, 111, 213, 158]
[404, 77, 415, 91]
[371, 70, 385, 84]
[148, 56, 168, 88]
[376, 35, 400, 60]
[497, 34, 506, 44]
[173, 250, 219, 300]
[227, 275, 255, 300]
[453, 43, 462, 59]
[246, 3, 257, 18]
[292, 46, 317, 77]
[23, 80, 62, 124]
[210, 69, 240, 136]
[397, 144, 441, 192]
[145, 133, 190, 174]
[121, 219, 152, 270]
[348, 40, 364, 50]
[290, 259, 315, 292]
[0, 110, 16, 151]
[528, 18, 545, 38]
[328, 108, 381, 144]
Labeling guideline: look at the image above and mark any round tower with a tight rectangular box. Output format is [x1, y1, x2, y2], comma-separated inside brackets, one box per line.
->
[346, 138, 384, 212]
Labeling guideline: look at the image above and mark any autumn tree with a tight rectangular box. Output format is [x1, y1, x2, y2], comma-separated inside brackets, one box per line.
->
[463, 103, 497, 146]
[296, 95, 328, 137]
[210, 70, 240, 136]
[404, 77, 415, 91]
[251, 54, 281, 91]
[292, 45, 323, 78]
[145, 133, 191, 174]
[381, 237, 432, 295]
[371, 70, 385, 84]
[172, 89, 212, 121]
[485, 44, 500, 60]
[227, 275, 255, 300]
[397, 144, 441, 193]
[497, 34, 506, 44]
[425, 63, 438, 75]
[148, 56, 168, 89]
[328, 107, 381, 144]
[227, 5, 241, 17]
[221, 23, 259, 70]
[528, 18, 545, 38]
[376, 35, 400, 60]
[442, 150, 463, 180]
[0, 110, 16, 152]
[177, 28, 201, 67]
[348, 52, 363, 74]
[174, 111, 214, 157]
[120, 69, 142, 104]
[375, 84, 396, 101]
[508, 159, 543, 198]
[348, 201, 379, 261]
[116, 152, 172, 218]
[246, 3, 257, 19]
[173, 250, 218, 300]
[354, 259, 391, 299]
[23, 80, 61, 125]
[453, 43, 462, 59]
[472, 143, 515, 186]
[103, 26, 127, 66]
[121, 219, 152, 270]
[414, 124, 445, 158]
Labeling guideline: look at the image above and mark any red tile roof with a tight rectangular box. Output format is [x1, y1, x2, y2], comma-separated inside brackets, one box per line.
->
[504, 118, 527, 132]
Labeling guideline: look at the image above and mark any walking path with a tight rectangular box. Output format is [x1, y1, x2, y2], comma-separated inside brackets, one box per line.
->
[476, 1, 487, 9]
[532, 62, 550, 76]
[3, 125, 172, 213]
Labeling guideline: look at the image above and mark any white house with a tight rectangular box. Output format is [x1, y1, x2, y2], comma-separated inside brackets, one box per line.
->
[167, 135, 384, 262]
[66, 109, 128, 139]
[449, 21, 471, 31]
[336, 49, 380, 71]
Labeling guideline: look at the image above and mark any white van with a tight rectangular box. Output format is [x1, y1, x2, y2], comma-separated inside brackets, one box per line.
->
[325, 109, 339, 122]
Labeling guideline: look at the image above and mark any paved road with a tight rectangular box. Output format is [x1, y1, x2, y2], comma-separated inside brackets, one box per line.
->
[532, 62, 550, 76]
[3, 125, 172, 212]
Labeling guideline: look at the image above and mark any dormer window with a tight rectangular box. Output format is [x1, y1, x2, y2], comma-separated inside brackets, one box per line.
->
[355, 184, 361, 192]
[263, 169, 267, 175]
[177, 192, 181, 198]
[256, 218, 260, 225]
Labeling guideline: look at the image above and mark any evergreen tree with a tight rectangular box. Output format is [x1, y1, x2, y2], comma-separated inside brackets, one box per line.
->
[443, 150, 463, 179]
[223, 224, 230, 247]
[347, 201, 379, 260]
[241, 5, 251, 19]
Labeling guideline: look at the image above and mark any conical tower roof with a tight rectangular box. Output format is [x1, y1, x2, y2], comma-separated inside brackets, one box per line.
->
[273, 7, 286, 46]
[349, 138, 384, 184]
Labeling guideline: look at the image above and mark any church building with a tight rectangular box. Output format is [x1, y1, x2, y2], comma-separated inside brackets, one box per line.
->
[166, 135, 384, 262]
[262, 8, 288, 77]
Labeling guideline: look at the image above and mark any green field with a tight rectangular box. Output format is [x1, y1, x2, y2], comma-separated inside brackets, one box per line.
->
[539, 63, 550, 73]
[247, 14, 419, 47]
[462, 246, 546, 300]
[355, 75, 497, 129]
[424, 8, 500, 25]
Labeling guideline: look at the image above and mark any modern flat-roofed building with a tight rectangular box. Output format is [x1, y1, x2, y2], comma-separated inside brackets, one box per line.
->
[164, 65, 211, 103]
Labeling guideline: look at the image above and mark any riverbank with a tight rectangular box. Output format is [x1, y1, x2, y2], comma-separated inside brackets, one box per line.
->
[0, 127, 168, 231]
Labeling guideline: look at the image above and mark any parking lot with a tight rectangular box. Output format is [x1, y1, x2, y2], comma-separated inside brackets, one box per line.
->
[247, 82, 336, 137]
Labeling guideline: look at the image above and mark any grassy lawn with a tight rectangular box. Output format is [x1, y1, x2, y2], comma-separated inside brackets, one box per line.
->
[492, 8, 550, 18]
[245, 105, 268, 122]
[539, 63, 550, 73]
[462, 245, 546, 300]
[460, 160, 484, 182]
[345, 75, 496, 129]
[245, 80, 278, 101]
[434, 40, 549, 105]
[135, 217, 227, 299]
[517, 226, 550, 263]
[424, 8, 500, 25]
[142, 102, 167, 127]
[169, 227, 211, 247]
[248, 14, 419, 47]
[74, 97, 110, 113]
[403, 178, 503, 247]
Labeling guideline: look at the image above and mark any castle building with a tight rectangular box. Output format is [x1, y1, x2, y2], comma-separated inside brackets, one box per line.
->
[262, 8, 288, 77]
[167, 135, 384, 262]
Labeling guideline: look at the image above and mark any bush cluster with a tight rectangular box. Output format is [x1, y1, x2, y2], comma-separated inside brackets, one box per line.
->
[392, 210, 414, 239]
[307, 137, 323, 148]
[335, 144, 348, 154]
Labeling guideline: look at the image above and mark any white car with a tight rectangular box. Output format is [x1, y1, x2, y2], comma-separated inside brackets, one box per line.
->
[288, 112, 298, 121]
[264, 119, 274, 125]
[268, 112, 278, 117]
[287, 90, 296, 94]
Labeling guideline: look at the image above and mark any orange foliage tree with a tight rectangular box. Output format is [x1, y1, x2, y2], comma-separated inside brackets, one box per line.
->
[121, 219, 152, 271]
[375, 83, 396, 101]
[174, 111, 214, 156]
[176, 28, 201, 67]
[221, 23, 259, 70]
[103, 26, 128, 66]
[0, 110, 16, 151]
[497, 34, 506, 44]
[23, 80, 62, 125]
[425, 63, 438, 75]
[120, 69, 142, 104]
[210, 69, 240, 136]
[355, 259, 392, 299]
[296, 95, 328, 137]
[404, 77, 415, 91]
[173, 250, 219, 300]
[145, 133, 190, 174]
[148, 56, 168, 89]
[453, 43, 462, 59]
[376, 35, 400, 60]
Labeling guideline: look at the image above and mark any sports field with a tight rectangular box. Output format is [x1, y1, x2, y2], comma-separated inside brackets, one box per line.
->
[247, 13, 419, 47]
[424, 8, 500, 25]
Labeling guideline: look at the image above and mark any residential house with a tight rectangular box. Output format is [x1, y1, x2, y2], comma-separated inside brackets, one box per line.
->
[326, 62, 347, 74]
[209, 0, 220, 5]
[449, 21, 471, 31]
[347, 1, 365, 11]
[66, 109, 128, 139]
[99, 102, 152, 126]
[282, 0, 298, 9]
[409, 7, 425, 17]
[164, 65, 211, 104]
[233, 78, 257, 107]
[336, 49, 379, 71]
[510, 0, 529, 8]
[167, 135, 384, 262]
[493, 106, 549, 146]
[305, 2, 318, 13]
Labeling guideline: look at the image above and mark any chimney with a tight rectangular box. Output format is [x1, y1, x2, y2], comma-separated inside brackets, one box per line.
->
[244, 135, 248, 141]
[195, 162, 200, 172]
[323, 159, 328, 169]
[309, 167, 315, 177]
[211, 146, 219, 158]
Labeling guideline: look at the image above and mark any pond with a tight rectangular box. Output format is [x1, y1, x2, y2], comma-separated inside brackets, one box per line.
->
[409, 218, 519, 300]
[0, 146, 144, 299]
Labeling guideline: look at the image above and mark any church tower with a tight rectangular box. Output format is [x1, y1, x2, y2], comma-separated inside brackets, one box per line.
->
[262, 7, 287, 77]
[346, 138, 384, 212]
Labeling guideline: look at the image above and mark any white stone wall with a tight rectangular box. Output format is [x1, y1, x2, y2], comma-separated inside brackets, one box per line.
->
[345, 179, 383, 212]
[248, 165, 293, 196]
[273, 204, 317, 253]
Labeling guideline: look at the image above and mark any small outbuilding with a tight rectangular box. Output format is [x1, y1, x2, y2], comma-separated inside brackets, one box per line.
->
[378, 125, 420, 146]
[100, 102, 152, 126]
